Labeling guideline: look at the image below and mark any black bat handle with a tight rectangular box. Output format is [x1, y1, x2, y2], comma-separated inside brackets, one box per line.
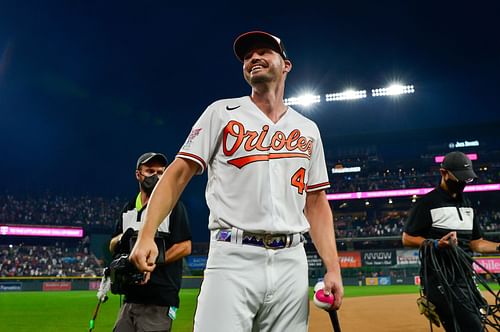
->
[328, 310, 341, 332]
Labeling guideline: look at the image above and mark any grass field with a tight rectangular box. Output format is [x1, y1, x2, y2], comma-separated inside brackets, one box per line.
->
[3, 284, 498, 332]
[3, 283, 497, 331]
[0, 285, 425, 332]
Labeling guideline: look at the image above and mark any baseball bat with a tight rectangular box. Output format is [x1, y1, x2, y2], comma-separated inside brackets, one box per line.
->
[328, 309, 341, 332]
[88, 300, 102, 332]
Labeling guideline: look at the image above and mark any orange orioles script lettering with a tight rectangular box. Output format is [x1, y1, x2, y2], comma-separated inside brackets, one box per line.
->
[223, 120, 313, 168]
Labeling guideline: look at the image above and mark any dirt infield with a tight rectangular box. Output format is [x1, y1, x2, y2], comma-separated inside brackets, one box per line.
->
[309, 291, 498, 331]
[309, 293, 443, 332]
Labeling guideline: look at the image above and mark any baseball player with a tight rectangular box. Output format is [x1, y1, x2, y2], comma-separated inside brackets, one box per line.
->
[130, 31, 344, 331]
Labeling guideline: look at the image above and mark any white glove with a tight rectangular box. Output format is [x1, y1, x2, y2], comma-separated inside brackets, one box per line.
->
[97, 275, 111, 303]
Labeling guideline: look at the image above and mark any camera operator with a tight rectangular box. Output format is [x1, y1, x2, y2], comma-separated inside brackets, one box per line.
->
[403, 152, 500, 331]
[109, 152, 192, 332]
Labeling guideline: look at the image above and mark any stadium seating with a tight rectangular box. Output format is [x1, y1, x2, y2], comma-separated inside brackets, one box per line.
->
[0, 241, 104, 277]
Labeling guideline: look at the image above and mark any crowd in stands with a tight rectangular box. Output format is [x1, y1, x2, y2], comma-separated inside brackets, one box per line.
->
[1, 147, 498, 278]
[334, 209, 500, 239]
[329, 169, 436, 193]
[1, 153, 499, 233]
[0, 154, 498, 278]
[478, 210, 500, 232]
[1, 181, 499, 240]
[1, 166, 498, 231]
[334, 211, 407, 239]
[325, 149, 500, 193]
[0, 239, 104, 277]
[328, 167, 500, 194]
[0, 194, 123, 232]
[0, 204, 498, 277]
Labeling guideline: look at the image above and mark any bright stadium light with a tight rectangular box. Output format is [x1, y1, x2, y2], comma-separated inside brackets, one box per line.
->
[371, 84, 415, 97]
[325, 89, 367, 101]
[331, 166, 361, 174]
[284, 94, 321, 106]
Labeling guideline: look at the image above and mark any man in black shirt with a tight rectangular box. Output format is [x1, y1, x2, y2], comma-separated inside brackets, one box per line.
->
[403, 151, 500, 331]
[110, 152, 192, 332]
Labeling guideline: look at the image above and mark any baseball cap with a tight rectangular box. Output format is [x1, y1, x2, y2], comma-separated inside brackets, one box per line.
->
[441, 151, 477, 182]
[136, 152, 168, 169]
[233, 31, 288, 62]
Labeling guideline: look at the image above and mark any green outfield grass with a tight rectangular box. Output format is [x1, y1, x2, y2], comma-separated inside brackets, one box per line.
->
[0, 284, 496, 332]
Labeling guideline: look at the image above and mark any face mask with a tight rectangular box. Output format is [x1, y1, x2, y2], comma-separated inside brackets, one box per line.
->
[445, 178, 466, 195]
[140, 175, 160, 195]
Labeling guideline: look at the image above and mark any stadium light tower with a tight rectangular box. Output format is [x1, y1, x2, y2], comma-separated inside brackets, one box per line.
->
[325, 89, 367, 101]
[284, 82, 415, 107]
[372, 84, 415, 97]
[284, 94, 321, 107]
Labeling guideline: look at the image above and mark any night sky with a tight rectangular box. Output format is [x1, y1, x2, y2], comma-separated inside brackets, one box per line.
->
[1, 2, 499, 239]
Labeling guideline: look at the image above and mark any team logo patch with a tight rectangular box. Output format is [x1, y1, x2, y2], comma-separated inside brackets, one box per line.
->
[223, 120, 313, 168]
[183, 128, 203, 149]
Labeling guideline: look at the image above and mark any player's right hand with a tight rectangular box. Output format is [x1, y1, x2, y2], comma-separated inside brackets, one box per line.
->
[322, 270, 344, 310]
[437, 231, 458, 248]
[129, 237, 158, 273]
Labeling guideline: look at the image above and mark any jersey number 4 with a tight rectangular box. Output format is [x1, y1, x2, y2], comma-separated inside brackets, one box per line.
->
[291, 167, 306, 194]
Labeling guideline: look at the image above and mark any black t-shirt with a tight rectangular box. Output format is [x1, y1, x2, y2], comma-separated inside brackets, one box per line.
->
[405, 186, 484, 283]
[112, 198, 192, 307]
[404, 186, 483, 250]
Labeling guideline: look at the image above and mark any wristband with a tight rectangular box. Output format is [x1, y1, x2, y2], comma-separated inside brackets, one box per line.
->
[434, 239, 439, 249]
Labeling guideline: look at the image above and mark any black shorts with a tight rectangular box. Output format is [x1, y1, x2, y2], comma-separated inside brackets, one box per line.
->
[113, 302, 172, 332]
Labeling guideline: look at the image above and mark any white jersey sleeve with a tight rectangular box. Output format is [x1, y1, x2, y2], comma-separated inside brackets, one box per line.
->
[306, 129, 330, 192]
[177, 101, 224, 174]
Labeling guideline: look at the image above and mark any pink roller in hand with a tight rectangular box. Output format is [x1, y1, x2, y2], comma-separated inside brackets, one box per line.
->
[313, 281, 334, 309]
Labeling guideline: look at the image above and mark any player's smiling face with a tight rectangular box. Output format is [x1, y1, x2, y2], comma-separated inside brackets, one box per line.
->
[242, 47, 290, 86]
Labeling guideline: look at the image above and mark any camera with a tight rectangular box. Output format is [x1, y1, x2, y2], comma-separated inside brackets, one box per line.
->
[108, 254, 145, 295]
[108, 229, 166, 295]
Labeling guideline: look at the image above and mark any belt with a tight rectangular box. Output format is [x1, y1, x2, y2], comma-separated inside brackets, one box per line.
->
[215, 229, 304, 250]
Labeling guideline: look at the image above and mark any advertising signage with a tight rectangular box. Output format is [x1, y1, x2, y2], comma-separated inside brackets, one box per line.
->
[186, 256, 208, 270]
[0, 282, 22, 291]
[338, 251, 362, 268]
[43, 281, 72, 291]
[307, 253, 324, 268]
[396, 249, 420, 266]
[362, 250, 396, 266]
[473, 257, 500, 274]
[0, 225, 83, 238]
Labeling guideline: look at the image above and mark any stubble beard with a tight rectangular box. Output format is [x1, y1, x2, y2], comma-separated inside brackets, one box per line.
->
[244, 70, 277, 87]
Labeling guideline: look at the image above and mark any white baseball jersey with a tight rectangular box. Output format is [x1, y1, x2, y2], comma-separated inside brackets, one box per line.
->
[177, 96, 330, 234]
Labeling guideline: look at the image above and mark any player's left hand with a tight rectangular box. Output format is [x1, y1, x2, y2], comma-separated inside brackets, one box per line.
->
[322, 270, 344, 310]
[438, 231, 458, 248]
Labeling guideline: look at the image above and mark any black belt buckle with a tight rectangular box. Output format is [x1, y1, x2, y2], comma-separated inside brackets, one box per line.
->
[263, 234, 275, 249]
[262, 234, 287, 249]
[217, 230, 298, 249]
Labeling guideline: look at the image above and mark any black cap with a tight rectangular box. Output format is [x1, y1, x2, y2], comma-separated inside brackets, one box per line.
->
[441, 151, 477, 182]
[136, 152, 167, 169]
[234, 31, 288, 62]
